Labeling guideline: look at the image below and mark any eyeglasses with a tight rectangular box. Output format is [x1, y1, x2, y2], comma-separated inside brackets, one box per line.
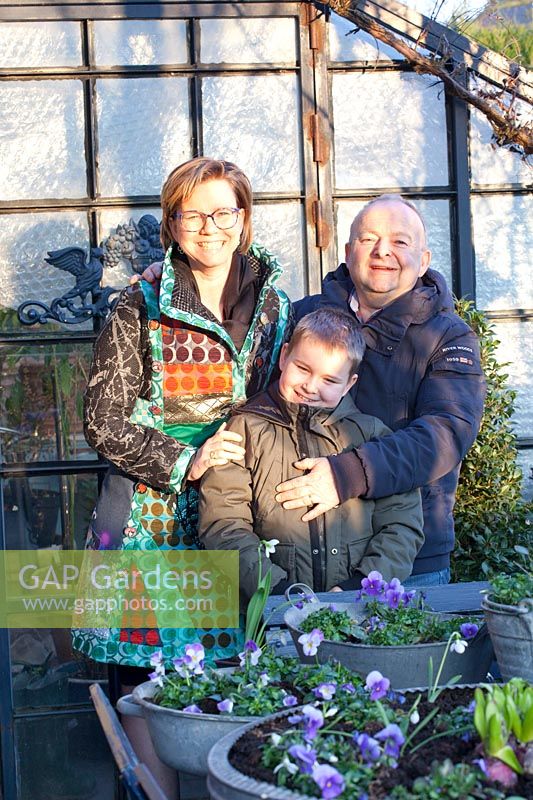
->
[171, 207, 242, 232]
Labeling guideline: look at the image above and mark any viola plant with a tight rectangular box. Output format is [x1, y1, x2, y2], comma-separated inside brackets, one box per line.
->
[250, 632, 533, 799]
[298, 571, 483, 648]
[148, 639, 364, 718]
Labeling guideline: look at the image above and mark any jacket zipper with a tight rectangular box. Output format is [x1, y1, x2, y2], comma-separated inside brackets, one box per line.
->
[295, 406, 326, 592]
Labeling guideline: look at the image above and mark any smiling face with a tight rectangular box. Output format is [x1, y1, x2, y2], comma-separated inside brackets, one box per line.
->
[169, 178, 244, 275]
[345, 199, 431, 313]
[278, 336, 358, 408]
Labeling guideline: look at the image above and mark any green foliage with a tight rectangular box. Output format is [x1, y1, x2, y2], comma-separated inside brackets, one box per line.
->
[490, 560, 533, 604]
[299, 599, 479, 646]
[391, 759, 506, 799]
[464, 22, 532, 67]
[452, 298, 533, 581]
[473, 679, 533, 774]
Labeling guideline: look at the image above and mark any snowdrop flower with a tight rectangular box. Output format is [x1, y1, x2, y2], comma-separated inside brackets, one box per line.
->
[450, 637, 468, 654]
[216, 698, 234, 713]
[410, 709, 420, 725]
[259, 671, 270, 687]
[273, 755, 298, 776]
[262, 538, 279, 558]
[365, 670, 390, 701]
[270, 733, 282, 746]
[324, 706, 338, 718]
[311, 763, 345, 799]
[298, 628, 324, 656]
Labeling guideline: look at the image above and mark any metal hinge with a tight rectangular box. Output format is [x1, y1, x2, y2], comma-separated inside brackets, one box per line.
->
[302, 1, 326, 52]
[312, 200, 330, 249]
[309, 113, 328, 163]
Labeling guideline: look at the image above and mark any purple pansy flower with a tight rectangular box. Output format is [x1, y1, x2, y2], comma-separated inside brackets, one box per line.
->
[288, 744, 317, 774]
[365, 670, 390, 701]
[311, 763, 345, 799]
[361, 570, 385, 596]
[183, 704, 203, 714]
[239, 639, 262, 667]
[301, 704, 324, 741]
[375, 723, 405, 760]
[283, 695, 298, 707]
[401, 589, 416, 606]
[148, 670, 164, 688]
[313, 682, 337, 700]
[217, 698, 234, 713]
[182, 642, 205, 674]
[460, 622, 479, 640]
[384, 581, 404, 609]
[355, 732, 381, 764]
[341, 682, 356, 694]
[298, 628, 324, 657]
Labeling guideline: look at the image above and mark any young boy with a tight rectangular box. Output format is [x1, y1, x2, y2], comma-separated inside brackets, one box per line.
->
[198, 308, 424, 602]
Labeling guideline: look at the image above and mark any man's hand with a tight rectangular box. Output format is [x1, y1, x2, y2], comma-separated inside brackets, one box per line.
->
[275, 458, 340, 521]
[129, 261, 163, 286]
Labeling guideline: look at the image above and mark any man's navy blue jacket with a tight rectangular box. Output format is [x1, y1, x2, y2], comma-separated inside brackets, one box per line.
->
[295, 265, 486, 576]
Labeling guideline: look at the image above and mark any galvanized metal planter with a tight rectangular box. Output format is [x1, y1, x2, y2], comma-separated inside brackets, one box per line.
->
[284, 597, 494, 690]
[117, 679, 255, 776]
[482, 595, 533, 682]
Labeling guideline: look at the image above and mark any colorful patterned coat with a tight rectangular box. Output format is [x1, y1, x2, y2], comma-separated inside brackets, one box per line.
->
[72, 243, 292, 667]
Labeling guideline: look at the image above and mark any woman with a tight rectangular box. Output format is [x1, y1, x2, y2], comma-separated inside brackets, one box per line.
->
[73, 157, 292, 674]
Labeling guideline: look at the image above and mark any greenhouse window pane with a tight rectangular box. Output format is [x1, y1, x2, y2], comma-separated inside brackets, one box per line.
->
[0, 81, 86, 200]
[332, 72, 449, 189]
[96, 77, 191, 196]
[11, 623, 107, 710]
[99, 207, 163, 287]
[253, 202, 305, 300]
[469, 78, 532, 187]
[516, 450, 533, 502]
[328, 10, 403, 62]
[15, 711, 113, 800]
[493, 320, 533, 438]
[0, 211, 90, 328]
[0, 21, 81, 68]
[203, 75, 302, 193]
[93, 19, 188, 66]
[200, 17, 297, 64]
[0, 342, 96, 464]
[472, 194, 532, 311]
[334, 198, 452, 287]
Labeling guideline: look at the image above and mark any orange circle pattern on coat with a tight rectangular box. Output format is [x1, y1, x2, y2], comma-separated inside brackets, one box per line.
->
[159, 327, 233, 396]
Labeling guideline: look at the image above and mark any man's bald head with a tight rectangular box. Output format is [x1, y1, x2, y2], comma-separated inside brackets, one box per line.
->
[349, 194, 428, 249]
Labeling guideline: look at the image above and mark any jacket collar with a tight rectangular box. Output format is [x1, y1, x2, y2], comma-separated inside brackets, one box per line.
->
[319, 265, 453, 356]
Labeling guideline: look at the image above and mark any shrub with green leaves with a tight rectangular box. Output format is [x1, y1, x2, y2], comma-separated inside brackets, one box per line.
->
[490, 569, 533, 605]
[452, 299, 532, 581]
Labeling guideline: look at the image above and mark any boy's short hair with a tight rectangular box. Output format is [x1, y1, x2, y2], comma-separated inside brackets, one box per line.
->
[287, 307, 366, 376]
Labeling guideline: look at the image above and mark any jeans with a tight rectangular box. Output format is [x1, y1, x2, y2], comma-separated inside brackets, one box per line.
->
[403, 567, 451, 588]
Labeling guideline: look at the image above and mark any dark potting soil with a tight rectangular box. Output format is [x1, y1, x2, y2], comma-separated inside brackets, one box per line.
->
[229, 687, 533, 799]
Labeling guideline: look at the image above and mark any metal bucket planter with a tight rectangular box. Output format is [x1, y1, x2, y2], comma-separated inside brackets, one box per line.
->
[117, 679, 255, 776]
[284, 598, 494, 690]
[207, 710, 314, 800]
[482, 595, 533, 682]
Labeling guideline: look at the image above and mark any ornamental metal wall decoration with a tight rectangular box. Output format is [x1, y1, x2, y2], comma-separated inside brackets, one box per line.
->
[16, 214, 164, 326]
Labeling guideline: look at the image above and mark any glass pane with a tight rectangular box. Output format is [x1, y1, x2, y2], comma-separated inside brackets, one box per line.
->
[332, 72, 449, 189]
[0, 21, 81, 68]
[493, 320, 532, 438]
[11, 626, 107, 710]
[93, 19, 188, 66]
[15, 710, 114, 800]
[0, 343, 97, 464]
[200, 17, 297, 63]
[334, 198, 452, 287]
[469, 78, 532, 187]
[3, 473, 98, 552]
[99, 207, 163, 287]
[203, 75, 302, 193]
[0, 80, 86, 200]
[516, 449, 533, 502]
[96, 77, 191, 196]
[472, 194, 533, 311]
[0, 211, 90, 333]
[253, 202, 305, 300]
[328, 10, 403, 61]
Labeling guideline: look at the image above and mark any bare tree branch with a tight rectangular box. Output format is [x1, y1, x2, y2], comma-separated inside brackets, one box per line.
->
[327, 0, 533, 155]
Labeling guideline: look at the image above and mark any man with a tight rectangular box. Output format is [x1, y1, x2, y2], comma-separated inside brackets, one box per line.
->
[275, 195, 486, 585]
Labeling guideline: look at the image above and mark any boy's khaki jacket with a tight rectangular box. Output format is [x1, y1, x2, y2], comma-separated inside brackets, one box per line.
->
[198, 383, 424, 602]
